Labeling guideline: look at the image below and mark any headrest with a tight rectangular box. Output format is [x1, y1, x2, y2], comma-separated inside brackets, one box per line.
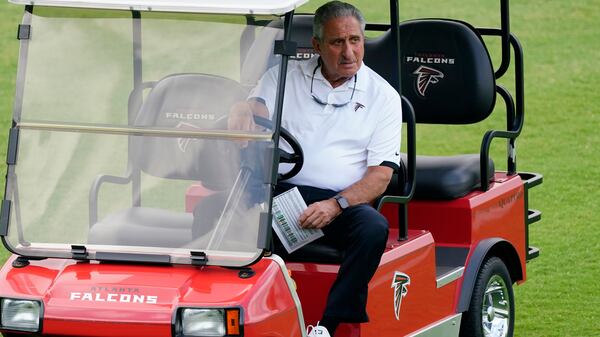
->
[241, 15, 317, 87]
[365, 19, 496, 124]
[287, 14, 318, 60]
[130, 74, 248, 187]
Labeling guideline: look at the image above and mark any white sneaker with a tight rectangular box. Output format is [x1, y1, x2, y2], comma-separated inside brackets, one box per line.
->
[306, 322, 331, 337]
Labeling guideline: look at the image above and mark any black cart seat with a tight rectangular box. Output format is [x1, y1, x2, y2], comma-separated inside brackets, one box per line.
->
[89, 74, 249, 247]
[391, 154, 494, 200]
[366, 19, 497, 200]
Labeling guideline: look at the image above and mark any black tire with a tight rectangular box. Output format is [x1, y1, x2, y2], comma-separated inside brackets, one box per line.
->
[460, 256, 515, 337]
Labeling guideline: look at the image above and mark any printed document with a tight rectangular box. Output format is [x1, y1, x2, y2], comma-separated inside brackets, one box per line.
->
[271, 187, 324, 253]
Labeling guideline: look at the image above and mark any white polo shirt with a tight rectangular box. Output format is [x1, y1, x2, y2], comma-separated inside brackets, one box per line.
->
[250, 56, 402, 192]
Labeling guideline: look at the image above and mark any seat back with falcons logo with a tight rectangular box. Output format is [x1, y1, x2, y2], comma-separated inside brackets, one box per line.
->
[129, 73, 249, 190]
[365, 19, 496, 125]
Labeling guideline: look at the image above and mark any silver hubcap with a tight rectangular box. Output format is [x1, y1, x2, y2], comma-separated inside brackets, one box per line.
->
[481, 275, 511, 337]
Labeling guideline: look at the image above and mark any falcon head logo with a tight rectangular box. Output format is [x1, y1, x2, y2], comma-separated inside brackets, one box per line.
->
[391, 271, 411, 320]
[175, 121, 200, 153]
[413, 65, 444, 97]
[354, 102, 365, 111]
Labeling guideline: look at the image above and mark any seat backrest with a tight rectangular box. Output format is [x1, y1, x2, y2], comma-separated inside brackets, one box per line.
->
[130, 74, 248, 186]
[241, 14, 317, 87]
[365, 19, 496, 124]
[286, 14, 318, 61]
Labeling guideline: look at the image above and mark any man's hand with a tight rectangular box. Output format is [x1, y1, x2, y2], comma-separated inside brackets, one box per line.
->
[228, 101, 256, 132]
[299, 198, 341, 229]
[297, 166, 394, 229]
[228, 100, 270, 147]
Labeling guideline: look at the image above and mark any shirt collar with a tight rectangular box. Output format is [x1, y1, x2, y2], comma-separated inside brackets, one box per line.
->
[301, 55, 367, 92]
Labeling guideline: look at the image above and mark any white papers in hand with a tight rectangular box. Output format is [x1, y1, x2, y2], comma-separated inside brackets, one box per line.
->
[271, 187, 324, 253]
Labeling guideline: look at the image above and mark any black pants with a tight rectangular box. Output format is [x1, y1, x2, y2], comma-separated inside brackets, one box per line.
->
[275, 182, 389, 323]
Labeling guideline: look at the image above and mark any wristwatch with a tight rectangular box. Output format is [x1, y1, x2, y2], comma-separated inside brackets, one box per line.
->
[333, 195, 350, 210]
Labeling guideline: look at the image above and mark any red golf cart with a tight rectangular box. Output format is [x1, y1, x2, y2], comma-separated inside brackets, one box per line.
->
[0, 0, 541, 336]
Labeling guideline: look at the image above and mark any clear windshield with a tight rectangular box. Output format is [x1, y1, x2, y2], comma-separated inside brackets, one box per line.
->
[4, 8, 284, 267]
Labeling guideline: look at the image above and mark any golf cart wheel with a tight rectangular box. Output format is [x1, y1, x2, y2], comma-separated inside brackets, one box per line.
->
[460, 256, 515, 337]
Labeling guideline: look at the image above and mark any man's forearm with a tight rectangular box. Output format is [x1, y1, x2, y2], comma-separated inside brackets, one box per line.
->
[339, 166, 393, 206]
[298, 165, 393, 229]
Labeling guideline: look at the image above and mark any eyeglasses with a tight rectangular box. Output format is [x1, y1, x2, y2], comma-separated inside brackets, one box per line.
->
[310, 63, 357, 108]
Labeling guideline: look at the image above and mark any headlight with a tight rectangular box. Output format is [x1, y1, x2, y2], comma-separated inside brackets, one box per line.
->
[0, 298, 42, 332]
[176, 307, 242, 337]
[183, 309, 225, 336]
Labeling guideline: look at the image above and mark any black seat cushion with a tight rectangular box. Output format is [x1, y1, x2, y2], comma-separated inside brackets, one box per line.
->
[88, 207, 193, 247]
[385, 154, 495, 200]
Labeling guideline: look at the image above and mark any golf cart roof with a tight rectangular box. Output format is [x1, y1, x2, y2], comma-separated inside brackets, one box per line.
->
[7, 0, 308, 14]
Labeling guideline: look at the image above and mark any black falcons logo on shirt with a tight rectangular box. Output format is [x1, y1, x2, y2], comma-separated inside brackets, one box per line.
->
[354, 102, 365, 111]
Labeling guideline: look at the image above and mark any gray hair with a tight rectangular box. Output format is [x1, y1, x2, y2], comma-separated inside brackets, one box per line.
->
[313, 1, 366, 41]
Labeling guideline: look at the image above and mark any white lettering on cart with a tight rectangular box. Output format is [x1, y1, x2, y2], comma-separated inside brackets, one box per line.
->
[405, 56, 455, 64]
[165, 112, 215, 121]
[69, 292, 158, 304]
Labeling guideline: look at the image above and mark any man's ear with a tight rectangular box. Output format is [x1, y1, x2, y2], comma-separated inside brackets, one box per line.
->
[311, 36, 321, 54]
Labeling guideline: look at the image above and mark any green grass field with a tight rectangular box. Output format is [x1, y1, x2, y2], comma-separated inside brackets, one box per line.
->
[1, 0, 599, 336]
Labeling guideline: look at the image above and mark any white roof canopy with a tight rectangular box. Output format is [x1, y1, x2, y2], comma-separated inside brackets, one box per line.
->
[8, 0, 309, 14]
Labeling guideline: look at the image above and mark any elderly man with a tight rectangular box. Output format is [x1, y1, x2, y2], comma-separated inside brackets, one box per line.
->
[229, 1, 402, 336]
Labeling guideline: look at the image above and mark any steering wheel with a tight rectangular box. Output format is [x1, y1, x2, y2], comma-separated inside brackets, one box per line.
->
[253, 115, 304, 181]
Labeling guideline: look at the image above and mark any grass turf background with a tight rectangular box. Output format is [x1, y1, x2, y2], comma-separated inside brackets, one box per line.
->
[0, 0, 599, 335]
